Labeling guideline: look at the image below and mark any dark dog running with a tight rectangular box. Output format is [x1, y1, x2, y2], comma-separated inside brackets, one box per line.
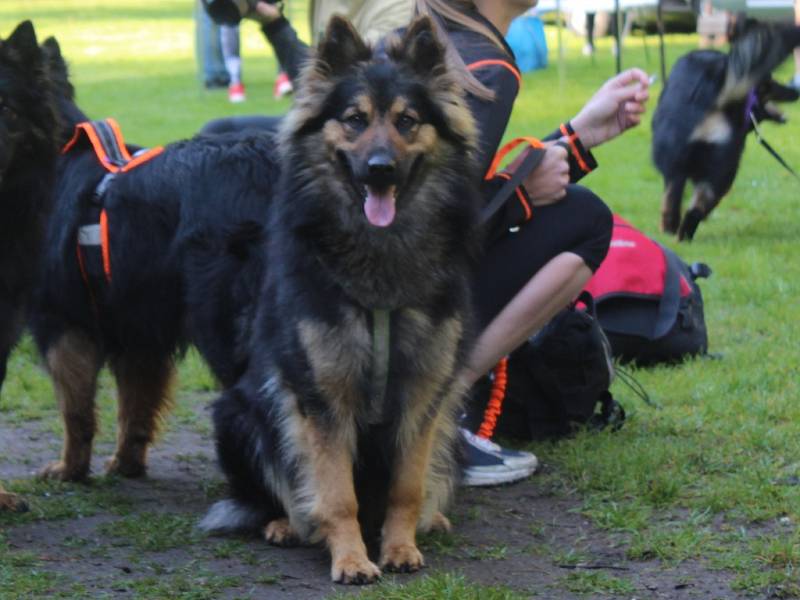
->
[652, 19, 800, 240]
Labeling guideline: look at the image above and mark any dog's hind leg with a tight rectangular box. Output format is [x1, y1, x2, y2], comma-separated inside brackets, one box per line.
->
[0, 300, 25, 396]
[106, 354, 175, 477]
[661, 176, 686, 234]
[39, 330, 102, 481]
[264, 517, 301, 546]
[678, 182, 718, 241]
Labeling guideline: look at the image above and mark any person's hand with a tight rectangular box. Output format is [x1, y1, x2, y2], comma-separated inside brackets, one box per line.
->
[569, 68, 650, 149]
[245, 1, 281, 24]
[519, 141, 570, 206]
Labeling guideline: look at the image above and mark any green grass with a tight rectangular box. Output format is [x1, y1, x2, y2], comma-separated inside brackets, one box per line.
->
[2, 1, 800, 598]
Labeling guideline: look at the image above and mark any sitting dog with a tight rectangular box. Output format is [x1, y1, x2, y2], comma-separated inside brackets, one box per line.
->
[652, 19, 800, 241]
[0, 21, 64, 511]
[200, 16, 480, 584]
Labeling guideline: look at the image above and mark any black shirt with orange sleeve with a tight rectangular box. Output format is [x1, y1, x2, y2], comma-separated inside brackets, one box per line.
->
[445, 11, 597, 234]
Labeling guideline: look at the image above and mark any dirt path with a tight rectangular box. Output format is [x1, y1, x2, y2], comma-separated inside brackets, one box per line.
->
[0, 415, 748, 599]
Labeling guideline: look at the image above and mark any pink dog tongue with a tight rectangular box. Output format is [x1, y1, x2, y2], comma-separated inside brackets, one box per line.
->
[364, 186, 397, 227]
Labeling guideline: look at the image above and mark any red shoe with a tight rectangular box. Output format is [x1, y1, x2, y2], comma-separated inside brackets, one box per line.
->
[273, 72, 293, 100]
[228, 82, 246, 103]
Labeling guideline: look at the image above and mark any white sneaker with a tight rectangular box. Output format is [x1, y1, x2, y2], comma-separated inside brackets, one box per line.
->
[459, 428, 538, 487]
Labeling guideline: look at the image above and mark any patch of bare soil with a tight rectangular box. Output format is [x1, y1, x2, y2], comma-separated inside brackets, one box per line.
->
[0, 415, 749, 599]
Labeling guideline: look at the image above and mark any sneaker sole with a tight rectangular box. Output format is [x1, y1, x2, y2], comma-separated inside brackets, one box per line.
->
[460, 465, 537, 487]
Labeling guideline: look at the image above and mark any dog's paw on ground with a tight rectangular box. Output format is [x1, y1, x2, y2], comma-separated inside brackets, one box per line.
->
[379, 543, 425, 573]
[0, 490, 28, 512]
[104, 455, 147, 478]
[264, 518, 299, 546]
[38, 460, 89, 482]
[331, 553, 381, 585]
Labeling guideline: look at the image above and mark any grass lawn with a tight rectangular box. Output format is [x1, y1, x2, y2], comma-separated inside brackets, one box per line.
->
[2, 1, 800, 598]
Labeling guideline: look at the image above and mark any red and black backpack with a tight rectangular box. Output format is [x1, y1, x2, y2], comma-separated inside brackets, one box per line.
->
[583, 214, 711, 365]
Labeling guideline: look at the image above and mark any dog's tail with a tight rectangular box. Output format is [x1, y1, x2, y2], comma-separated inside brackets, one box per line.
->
[198, 499, 268, 534]
[720, 23, 800, 105]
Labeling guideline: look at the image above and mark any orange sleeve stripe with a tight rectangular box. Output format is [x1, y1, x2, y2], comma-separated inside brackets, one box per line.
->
[467, 59, 522, 88]
[495, 172, 532, 221]
[559, 123, 591, 173]
[99, 209, 112, 282]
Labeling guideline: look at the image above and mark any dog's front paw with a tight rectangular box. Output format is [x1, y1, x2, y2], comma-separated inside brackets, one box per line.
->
[0, 490, 28, 512]
[105, 455, 146, 478]
[264, 518, 300, 547]
[379, 543, 425, 573]
[38, 460, 89, 482]
[331, 553, 381, 584]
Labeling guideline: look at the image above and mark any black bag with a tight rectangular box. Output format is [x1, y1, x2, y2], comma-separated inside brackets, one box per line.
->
[583, 215, 711, 366]
[467, 293, 625, 441]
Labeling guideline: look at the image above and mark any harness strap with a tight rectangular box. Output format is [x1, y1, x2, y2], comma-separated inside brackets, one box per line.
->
[368, 308, 392, 425]
[66, 119, 164, 291]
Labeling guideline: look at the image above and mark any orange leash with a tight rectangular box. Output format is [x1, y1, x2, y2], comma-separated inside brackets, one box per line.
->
[477, 357, 508, 440]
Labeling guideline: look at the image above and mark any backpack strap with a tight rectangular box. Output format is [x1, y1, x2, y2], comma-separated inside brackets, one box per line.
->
[652, 244, 683, 340]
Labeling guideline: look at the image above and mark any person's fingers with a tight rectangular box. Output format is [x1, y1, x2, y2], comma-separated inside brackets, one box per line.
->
[623, 101, 647, 114]
[613, 67, 649, 88]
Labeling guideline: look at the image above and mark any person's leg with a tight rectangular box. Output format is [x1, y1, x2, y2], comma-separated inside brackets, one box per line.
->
[468, 185, 613, 385]
[196, 0, 229, 88]
[792, 0, 800, 89]
[220, 24, 246, 102]
[463, 252, 592, 387]
[583, 12, 595, 56]
[459, 186, 612, 487]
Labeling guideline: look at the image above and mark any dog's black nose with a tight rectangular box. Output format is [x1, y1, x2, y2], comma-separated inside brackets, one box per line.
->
[368, 153, 396, 177]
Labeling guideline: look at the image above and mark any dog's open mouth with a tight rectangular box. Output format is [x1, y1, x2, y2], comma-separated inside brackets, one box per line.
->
[363, 185, 397, 228]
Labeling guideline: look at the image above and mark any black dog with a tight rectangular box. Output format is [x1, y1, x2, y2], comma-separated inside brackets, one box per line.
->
[31, 39, 279, 482]
[0, 22, 63, 395]
[200, 16, 480, 584]
[0, 21, 66, 512]
[652, 19, 800, 241]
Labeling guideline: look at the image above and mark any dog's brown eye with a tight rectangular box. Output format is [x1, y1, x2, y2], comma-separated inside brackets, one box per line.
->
[396, 114, 417, 131]
[344, 112, 368, 129]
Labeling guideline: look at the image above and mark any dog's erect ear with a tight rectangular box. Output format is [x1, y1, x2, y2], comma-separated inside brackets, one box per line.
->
[316, 15, 371, 76]
[401, 16, 446, 77]
[6, 20, 40, 63]
[41, 36, 62, 59]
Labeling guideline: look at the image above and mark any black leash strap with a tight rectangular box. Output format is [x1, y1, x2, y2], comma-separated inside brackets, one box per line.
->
[749, 113, 800, 182]
[480, 144, 550, 224]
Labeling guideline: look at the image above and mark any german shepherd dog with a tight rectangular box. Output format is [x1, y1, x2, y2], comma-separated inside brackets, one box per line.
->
[200, 16, 479, 584]
[652, 19, 800, 240]
[0, 21, 64, 511]
[31, 40, 279, 482]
